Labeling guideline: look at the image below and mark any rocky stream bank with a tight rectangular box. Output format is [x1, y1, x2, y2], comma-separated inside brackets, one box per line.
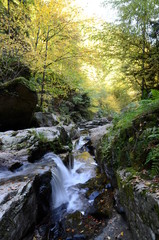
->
[0, 116, 133, 240]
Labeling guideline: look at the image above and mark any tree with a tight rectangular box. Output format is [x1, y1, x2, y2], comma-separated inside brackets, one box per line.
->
[29, 0, 96, 108]
[102, 0, 159, 97]
[0, 0, 33, 82]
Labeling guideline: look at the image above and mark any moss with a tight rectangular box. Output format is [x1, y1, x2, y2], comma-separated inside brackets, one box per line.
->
[11, 131, 18, 137]
[99, 104, 159, 176]
[116, 172, 122, 189]
[0, 77, 35, 93]
[140, 189, 148, 197]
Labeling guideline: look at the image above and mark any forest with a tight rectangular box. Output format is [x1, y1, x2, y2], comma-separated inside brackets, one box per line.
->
[0, 1, 159, 240]
[1, 0, 158, 117]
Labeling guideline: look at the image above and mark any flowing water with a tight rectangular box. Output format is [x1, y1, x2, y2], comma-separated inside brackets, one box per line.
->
[0, 133, 113, 239]
[0, 128, 133, 240]
[0, 134, 97, 215]
[42, 135, 97, 213]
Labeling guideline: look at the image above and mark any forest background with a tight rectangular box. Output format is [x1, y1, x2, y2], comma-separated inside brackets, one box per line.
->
[0, 0, 159, 119]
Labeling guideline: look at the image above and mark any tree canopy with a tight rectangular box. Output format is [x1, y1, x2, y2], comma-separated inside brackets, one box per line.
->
[0, 0, 159, 115]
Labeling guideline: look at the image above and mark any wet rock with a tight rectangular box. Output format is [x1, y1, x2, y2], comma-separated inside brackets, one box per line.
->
[94, 210, 133, 240]
[73, 234, 86, 239]
[0, 126, 71, 168]
[34, 171, 52, 221]
[0, 78, 37, 131]
[88, 191, 100, 201]
[79, 117, 110, 130]
[64, 210, 107, 240]
[117, 169, 159, 240]
[92, 190, 114, 219]
[89, 124, 112, 148]
[114, 189, 125, 214]
[0, 170, 52, 240]
[9, 162, 23, 172]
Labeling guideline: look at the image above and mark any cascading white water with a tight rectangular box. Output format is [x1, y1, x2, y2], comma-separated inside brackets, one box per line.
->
[44, 136, 96, 213]
[0, 134, 96, 214]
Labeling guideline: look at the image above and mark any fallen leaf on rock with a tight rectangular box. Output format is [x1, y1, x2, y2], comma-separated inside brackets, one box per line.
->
[145, 181, 151, 186]
[121, 231, 124, 236]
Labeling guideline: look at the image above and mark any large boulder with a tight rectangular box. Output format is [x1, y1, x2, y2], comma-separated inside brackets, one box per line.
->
[0, 126, 72, 169]
[0, 170, 52, 240]
[0, 77, 37, 131]
[89, 124, 112, 148]
[117, 169, 159, 240]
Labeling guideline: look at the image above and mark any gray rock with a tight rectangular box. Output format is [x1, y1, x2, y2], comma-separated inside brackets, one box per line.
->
[0, 169, 52, 240]
[117, 169, 159, 240]
[0, 126, 71, 168]
[34, 112, 60, 127]
[89, 124, 112, 148]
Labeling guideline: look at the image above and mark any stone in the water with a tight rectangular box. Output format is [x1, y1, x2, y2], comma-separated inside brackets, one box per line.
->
[89, 191, 100, 201]
[105, 183, 112, 189]
[73, 234, 86, 239]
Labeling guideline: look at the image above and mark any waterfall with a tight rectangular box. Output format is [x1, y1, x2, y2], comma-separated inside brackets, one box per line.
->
[44, 148, 96, 213]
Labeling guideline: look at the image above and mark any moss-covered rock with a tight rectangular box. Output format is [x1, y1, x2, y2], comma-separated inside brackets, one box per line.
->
[117, 169, 159, 240]
[96, 99, 159, 240]
[0, 126, 72, 169]
[96, 99, 159, 178]
[0, 77, 37, 131]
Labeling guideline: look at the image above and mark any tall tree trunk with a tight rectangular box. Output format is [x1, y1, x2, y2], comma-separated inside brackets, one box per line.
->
[8, 0, 10, 38]
[141, 22, 146, 98]
[40, 26, 50, 108]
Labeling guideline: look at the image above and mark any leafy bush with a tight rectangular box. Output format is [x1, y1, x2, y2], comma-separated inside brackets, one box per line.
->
[145, 145, 159, 176]
[100, 97, 159, 176]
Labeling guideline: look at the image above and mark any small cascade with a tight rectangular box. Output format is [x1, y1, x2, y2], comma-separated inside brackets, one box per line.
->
[45, 134, 96, 215]
[43, 153, 71, 209]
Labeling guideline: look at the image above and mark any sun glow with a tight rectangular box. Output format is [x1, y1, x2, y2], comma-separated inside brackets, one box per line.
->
[75, 0, 117, 22]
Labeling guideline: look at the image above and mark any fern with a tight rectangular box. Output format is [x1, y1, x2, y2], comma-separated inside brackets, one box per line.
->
[151, 89, 159, 100]
[145, 145, 159, 176]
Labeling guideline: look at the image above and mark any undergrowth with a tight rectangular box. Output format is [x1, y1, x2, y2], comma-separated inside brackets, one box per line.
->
[100, 91, 159, 177]
[113, 99, 159, 131]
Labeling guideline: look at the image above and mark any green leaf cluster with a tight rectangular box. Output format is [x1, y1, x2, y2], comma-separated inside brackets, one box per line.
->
[100, 96, 159, 176]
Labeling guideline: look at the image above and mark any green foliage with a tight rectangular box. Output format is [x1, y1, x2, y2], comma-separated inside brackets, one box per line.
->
[151, 89, 159, 100]
[0, 77, 35, 93]
[99, 0, 159, 99]
[100, 98, 159, 177]
[54, 89, 91, 122]
[114, 99, 159, 130]
[145, 145, 159, 176]
[31, 130, 48, 143]
[0, 52, 32, 83]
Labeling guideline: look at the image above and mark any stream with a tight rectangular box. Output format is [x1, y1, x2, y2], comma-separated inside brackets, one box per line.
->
[34, 132, 115, 240]
[0, 128, 133, 240]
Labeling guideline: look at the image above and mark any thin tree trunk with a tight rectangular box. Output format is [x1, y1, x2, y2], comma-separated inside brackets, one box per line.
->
[141, 23, 146, 98]
[40, 26, 50, 108]
[35, 26, 40, 50]
[8, 0, 10, 38]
